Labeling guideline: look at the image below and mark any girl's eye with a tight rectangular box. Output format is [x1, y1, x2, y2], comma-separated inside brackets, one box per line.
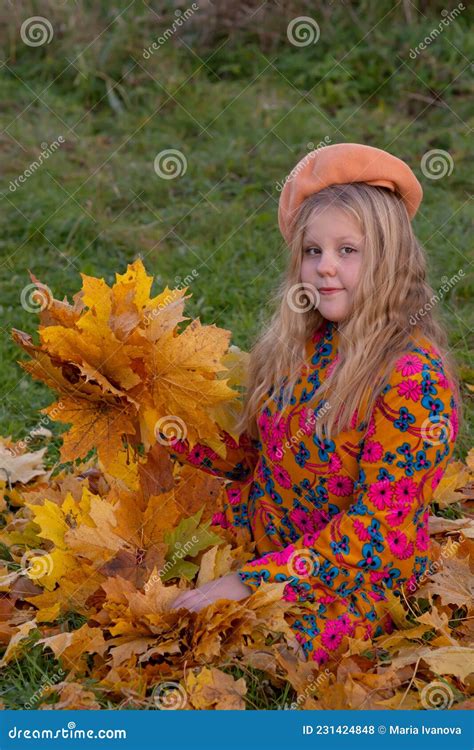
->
[303, 246, 356, 255]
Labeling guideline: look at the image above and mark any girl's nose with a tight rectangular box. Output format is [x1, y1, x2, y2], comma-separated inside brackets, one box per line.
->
[317, 252, 338, 275]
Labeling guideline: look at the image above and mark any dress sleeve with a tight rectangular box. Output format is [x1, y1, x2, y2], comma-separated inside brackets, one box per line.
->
[236, 359, 459, 603]
[161, 428, 260, 482]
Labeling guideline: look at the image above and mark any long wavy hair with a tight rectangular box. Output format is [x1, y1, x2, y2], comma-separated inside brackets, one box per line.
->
[234, 182, 463, 443]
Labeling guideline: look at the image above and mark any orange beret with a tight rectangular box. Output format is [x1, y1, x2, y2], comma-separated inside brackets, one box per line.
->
[278, 142, 423, 245]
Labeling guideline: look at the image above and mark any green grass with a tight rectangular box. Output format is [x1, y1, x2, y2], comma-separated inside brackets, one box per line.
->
[0, 0, 472, 709]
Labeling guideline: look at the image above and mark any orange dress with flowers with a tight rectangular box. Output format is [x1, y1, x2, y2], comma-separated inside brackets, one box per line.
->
[167, 319, 459, 665]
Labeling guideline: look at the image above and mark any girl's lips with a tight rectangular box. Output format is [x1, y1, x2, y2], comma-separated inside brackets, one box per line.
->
[319, 288, 344, 294]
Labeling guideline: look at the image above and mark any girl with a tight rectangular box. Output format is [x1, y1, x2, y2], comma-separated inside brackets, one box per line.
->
[168, 143, 462, 666]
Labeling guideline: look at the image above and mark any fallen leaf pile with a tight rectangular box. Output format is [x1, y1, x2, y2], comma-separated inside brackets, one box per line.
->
[0, 260, 473, 710]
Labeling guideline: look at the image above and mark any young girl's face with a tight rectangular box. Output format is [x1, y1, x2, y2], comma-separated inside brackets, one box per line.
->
[300, 204, 364, 323]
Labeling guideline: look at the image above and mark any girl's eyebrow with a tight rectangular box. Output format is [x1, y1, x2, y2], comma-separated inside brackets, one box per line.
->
[303, 236, 362, 244]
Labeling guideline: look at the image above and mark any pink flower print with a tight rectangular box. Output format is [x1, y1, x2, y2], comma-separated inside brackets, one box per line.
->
[328, 474, 354, 497]
[188, 443, 207, 465]
[267, 441, 284, 462]
[362, 440, 384, 462]
[271, 545, 296, 566]
[386, 500, 411, 527]
[310, 509, 330, 532]
[318, 593, 337, 606]
[353, 519, 371, 541]
[395, 353, 423, 377]
[387, 530, 414, 559]
[326, 355, 340, 377]
[257, 411, 271, 442]
[416, 525, 430, 551]
[328, 453, 343, 472]
[437, 373, 449, 389]
[302, 531, 320, 547]
[271, 415, 287, 441]
[321, 619, 344, 651]
[336, 613, 355, 636]
[398, 378, 422, 402]
[368, 478, 393, 509]
[283, 585, 298, 602]
[312, 647, 330, 666]
[211, 512, 230, 529]
[394, 476, 418, 504]
[226, 485, 242, 506]
[431, 466, 445, 491]
[290, 508, 314, 534]
[273, 464, 292, 488]
[299, 407, 316, 436]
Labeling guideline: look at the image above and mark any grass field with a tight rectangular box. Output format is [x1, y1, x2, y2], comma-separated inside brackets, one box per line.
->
[0, 0, 472, 709]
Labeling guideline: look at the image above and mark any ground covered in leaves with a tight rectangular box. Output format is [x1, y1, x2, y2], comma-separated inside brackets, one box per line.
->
[0, 261, 473, 711]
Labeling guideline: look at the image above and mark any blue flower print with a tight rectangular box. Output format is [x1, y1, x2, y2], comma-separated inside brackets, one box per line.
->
[313, 436, 336, 462]
[421, 395, 444, 417]
[330, 534, 350, 556]
[414, 450, 432, 472]
[295, 441, 311, 468]
[394, 407, 416, 432]
[357, 543, 382, 572]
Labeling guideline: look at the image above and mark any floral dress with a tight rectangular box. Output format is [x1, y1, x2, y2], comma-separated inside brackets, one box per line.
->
[167, 319, 459, 665]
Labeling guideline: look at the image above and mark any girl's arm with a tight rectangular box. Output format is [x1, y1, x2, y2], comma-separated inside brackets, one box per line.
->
[160, 427, 260, 482]
[236, 359, 459, 603]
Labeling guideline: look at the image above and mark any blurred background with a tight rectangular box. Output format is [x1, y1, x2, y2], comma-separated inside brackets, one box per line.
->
[0, 0, 472, 457]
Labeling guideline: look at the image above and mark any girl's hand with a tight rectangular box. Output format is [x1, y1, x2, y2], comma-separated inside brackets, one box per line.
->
[171, 573, 253, 613]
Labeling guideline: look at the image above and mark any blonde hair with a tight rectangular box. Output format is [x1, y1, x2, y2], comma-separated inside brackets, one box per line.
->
[234, 182, 463, 443]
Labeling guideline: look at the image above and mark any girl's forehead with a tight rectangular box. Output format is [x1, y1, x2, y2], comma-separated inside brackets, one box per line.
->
[304, 207, 364, 240]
